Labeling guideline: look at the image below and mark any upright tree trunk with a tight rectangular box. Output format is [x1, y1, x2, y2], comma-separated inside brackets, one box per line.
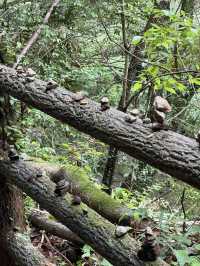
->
[0, 21, 26, 264]
[102, 0, 128, 190]
[182, 0, 194, 14]
[102, 43, 144, 191]
[0, 178, 25, 266]
[102, 0, 171, 191]
[193, 0, 200, 26]
[102, 0, 144, 190]
[102, 146, 119, 191]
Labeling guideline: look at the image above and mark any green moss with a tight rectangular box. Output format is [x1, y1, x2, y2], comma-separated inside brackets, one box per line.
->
[63, 164, 126, 215]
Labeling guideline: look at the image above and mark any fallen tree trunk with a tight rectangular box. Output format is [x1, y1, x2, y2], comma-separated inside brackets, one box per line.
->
[0, 159, 144, 266]
[0, 65, 200, 190]
[31, 161, 135, 225]
[29, 210, 84, 246]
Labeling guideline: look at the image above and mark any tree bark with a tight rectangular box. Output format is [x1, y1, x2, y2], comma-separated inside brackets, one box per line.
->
[0, 159, 145, 266]
[0, 175, 25, 266]
[102, 146, 118, 190]
[193, 0, 200, 24]
[29, 210, 84, 246]
[182, 0, 194, 14]
[0, 175, 53, 266]
[0, 65, 200, 190]
[5, 231, 55, 266]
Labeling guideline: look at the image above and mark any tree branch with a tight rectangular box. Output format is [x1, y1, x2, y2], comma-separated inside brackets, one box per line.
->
[13, 0, 60, 69]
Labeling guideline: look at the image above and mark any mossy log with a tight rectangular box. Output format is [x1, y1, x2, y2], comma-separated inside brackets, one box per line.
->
[0, 159, 144, 266]
[0, 65, 200, 190]
[31, 161, 135, 225]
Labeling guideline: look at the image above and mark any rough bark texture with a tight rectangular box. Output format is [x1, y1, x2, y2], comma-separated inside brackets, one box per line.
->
[29, 210, 84, 246]
[31, 161, 135, 225]
[5, 232, 54, 266]
[0, 159, 144, 266]
[182, 0, 194, 14]
[0, 176, 52, 266]
[0, 183, 24, 234]
[0, 65, 200, 190]
[0, 175, 25, 266]
[102, 146, 118, 189]
[194, 0, 200, 24]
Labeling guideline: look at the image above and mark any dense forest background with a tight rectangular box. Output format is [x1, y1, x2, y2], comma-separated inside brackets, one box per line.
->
[0, 0, 200, 265]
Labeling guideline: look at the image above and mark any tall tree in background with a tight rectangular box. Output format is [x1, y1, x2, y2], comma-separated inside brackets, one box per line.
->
[102, 0, 170, 192]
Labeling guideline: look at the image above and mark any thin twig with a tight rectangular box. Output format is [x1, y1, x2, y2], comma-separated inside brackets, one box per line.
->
[167, 106, 188, 122]
[44, 234, 74, 266]
[13, 0, 60, 69]
[181, 188, 187, 233]
[96, 5, 170, 73]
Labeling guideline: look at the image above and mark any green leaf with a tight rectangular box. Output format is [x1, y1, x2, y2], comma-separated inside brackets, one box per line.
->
[61, 143, 69, 149]
[189, 256, 200, 266]
[174, 250, 190, 266]
[194, 244, 200, 250]
[175, 82, 186, 92]
[172, 235, 191, 246]
[187, 225, 200, 234]
[165, 86, 176, 94]
[147, 66, 159, 76]
[132, 82, 142, 91]
[189, 77, 200, 85]
[132, 35, 142, 45]
[162, 10, 172, 17]
[16, 41, 22, 49]
[82, 245, 94, 258]
[191, 261, 200, 266]
[132, 211, 140, 221]
[162, 40, 170, 49]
